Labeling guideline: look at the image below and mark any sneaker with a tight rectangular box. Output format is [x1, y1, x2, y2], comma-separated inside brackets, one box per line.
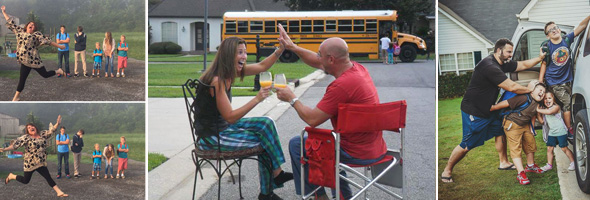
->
[66, 73, 72, 78]
[540, 163, 553, 172]
[84, 73, 89, 77]
[66, 175, 70, 179]
[57, 74, 63, 78]
[568, 127, 574, 140]
[122, 175, 125, 179]
[258, 192, 283, 200]
[116, 174, 120, 179]
[90, 176, 94, 180]
[56, 175, 61, 179]
[122, 73, 125, 77]
[525, 164, 543, 174]
[517, 171, 530, 185]
[116, 73, 120, 77]
[74, 73, 79, 77]
[568, 162, 575, 171]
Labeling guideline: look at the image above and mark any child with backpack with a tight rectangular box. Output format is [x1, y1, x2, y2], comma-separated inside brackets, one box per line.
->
[387, 42, 395, 64]
[536, 90, 576, 172]
[490, 80, 547, 185]
[117, 136, 129, 179]
[116, 35, 128, 78]
[91, 143, 102, 179]
[538, 16, 590, 139]
[92, 42, 103, 78]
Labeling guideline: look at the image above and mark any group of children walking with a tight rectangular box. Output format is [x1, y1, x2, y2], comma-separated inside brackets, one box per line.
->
[66, 129, 130, 180]
[59, 26, 129, 78]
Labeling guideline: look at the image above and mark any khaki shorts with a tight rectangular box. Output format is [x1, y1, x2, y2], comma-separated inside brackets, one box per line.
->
[550, 83, 572, 111]
[503, 118, 537, 158]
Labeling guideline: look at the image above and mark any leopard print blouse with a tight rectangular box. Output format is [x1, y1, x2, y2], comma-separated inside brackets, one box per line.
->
[12, 124, 57, 172]
[5, 17, 51, 69]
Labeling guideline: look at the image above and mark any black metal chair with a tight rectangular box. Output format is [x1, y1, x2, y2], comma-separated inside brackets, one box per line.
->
[182, 79, 273, 200]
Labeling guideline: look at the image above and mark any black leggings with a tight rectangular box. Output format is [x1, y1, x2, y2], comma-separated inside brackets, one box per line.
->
[17, 64, 56, 92]
[15, 166, 57, 188]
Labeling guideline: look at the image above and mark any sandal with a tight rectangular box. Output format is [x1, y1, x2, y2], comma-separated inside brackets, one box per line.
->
[441, 176, 453, 183]
[498, 164, 516, 170]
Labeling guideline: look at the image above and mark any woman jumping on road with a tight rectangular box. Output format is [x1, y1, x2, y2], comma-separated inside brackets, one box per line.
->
[1, 115, 69, 197]
[1, 5, 66, 101]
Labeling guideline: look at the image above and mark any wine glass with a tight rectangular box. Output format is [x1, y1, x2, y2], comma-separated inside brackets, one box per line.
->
[259, 71, 272, 103]
[274, 73, 288, 106]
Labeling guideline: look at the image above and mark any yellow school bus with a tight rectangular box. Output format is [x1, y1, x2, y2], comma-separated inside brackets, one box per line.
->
[222, 10, 427, 62]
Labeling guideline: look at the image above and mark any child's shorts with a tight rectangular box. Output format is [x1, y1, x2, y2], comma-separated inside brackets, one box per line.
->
[547, 135, 568, 148]
[94, 62, 102, 70]
[93, 162, 101, 171]
[549, 83, 572, 111]
[118, 158, 128, 170]
[118, 56, 128, 69]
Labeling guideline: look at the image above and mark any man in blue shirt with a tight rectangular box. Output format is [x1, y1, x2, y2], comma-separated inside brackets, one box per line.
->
[56, 25, 70, 77]
[56, 126, 70, 179]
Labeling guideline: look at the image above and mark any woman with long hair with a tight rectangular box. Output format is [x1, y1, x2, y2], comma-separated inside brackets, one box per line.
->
[194, 36, 292, 200]
[103, 31, 116, 77]
[0, 115, 69, 197]
[1, 5, 66, 101]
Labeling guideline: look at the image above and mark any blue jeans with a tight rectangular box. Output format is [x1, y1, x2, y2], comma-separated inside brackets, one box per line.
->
[57, 152, 70, 176]
[105, 159, 114, 175]
[57, 51, 70, 74]
[104, 56, 114, 75]
[289, 136, 385, 199]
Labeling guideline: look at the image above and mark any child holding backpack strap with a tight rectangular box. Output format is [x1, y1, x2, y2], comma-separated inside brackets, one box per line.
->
[116, 35, 128, 78]
[490, 80, 546, 185]
[117, 136, 129, 179]
[90, 143, 102, 179]
[538, 16, 590, 139]
[537, 90, 576, 172]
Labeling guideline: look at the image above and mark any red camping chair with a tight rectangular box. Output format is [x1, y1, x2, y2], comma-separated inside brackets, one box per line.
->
[300, 100, 406, 200]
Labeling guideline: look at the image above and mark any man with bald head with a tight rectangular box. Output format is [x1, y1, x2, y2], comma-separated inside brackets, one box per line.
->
[276, 24, 384, 199]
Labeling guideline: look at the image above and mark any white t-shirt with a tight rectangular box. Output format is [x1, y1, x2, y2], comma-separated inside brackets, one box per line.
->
[380, 37, 391, 50]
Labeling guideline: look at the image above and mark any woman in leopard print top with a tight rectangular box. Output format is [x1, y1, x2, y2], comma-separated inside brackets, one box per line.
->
[1, 5, 66, 101]
[0, 115, 69, 197]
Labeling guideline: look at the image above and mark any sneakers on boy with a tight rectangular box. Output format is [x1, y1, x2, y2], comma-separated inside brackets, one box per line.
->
[525, 164, 543, 174]
[568, 127, 574, 140]
[116, 73, 120, 77]
[66, 73, 72, 78]
[116, 174, 120, 179]
[66, 174, 70, 179]
[569, 162, 576, 171]
[56, 175, 61, 179]
[540, 163, 552, 172]
[517, 171, 530, 185]
[122, 73, 125, 77]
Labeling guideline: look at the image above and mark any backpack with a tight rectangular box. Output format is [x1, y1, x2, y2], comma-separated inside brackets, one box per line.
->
[117, 42, 127, 53]
[498, 91, 532, 117]
[92, 150, 102, 161]
[117, 143, 127, 155]
[541, 35, 572, 64]
[394, 45, 401, 56]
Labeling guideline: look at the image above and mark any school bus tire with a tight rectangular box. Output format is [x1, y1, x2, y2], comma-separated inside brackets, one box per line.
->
[279, 50, 299, 63]
[399, 44, 417, 63]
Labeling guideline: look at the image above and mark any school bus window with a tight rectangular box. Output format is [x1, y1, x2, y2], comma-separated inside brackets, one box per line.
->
[237, 21, 248, 33]
[326, 20, 336, 32]
[338, 20, 352, 32]
[250, 21, 263, 33]
[366, 19, 377, 32]
[265, 21, 276, 33]
[301, 20, 312, 32]
[226, 20, 236, 33]
[289, 20, 300, 32]
[278, 20, 288, 31]
[313, 20, 324, 32]
[354, 19, 364, 32]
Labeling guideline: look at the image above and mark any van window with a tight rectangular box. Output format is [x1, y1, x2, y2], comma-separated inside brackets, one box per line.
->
[585, 29, 590, 57]
[513, 30, 547, 66]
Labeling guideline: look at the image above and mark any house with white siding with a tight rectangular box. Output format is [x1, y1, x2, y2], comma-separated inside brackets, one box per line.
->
[149, 0, 288, 53]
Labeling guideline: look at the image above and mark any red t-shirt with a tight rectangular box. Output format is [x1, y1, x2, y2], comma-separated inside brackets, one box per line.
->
[316, 62, 386, 160]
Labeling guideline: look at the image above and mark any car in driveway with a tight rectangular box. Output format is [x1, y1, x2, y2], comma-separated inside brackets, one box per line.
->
[510, 20, 590, 193]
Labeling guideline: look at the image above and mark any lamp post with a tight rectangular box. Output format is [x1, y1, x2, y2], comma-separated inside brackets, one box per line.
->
[201, 0, 208, 72]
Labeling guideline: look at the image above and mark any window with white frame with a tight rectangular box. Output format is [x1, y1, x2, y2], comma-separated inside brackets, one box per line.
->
[439, 52, 475, 75]
[161, 22, 178, 43]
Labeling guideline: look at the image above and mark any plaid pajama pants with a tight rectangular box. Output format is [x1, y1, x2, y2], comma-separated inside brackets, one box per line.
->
[198, 116, 286, 195]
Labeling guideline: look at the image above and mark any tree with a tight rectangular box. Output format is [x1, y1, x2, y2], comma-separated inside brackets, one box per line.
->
[26, 10, 44, 33]
[275, 0, 432, 33]
[25, 111, 44, 132]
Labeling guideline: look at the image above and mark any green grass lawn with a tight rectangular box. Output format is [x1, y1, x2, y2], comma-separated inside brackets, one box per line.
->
[148, 62, 316, 97]
[43, 132, 145, 165]
[148, 153, 167, 171]
[438, 98, 561, 199]
[0, 70, 19, 79]
[39, 31, 145, 62]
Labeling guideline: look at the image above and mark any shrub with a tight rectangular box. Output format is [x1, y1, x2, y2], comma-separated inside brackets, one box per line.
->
[438, 72, 473, 99]
[149, 42, 182, 54]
